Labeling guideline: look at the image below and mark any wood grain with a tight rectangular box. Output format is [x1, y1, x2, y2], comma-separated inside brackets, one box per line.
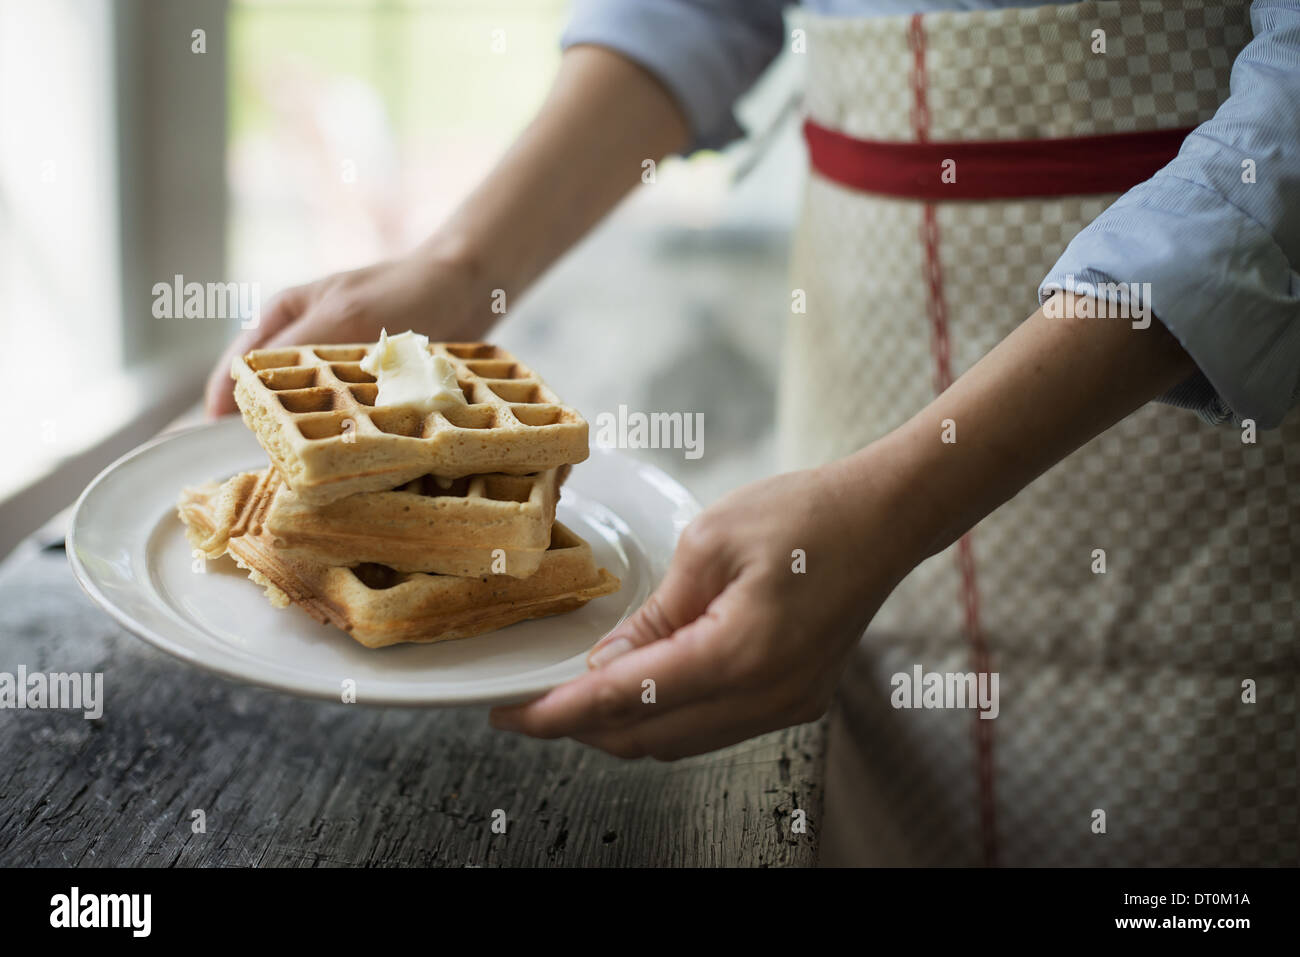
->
[0, 547, 825, 867]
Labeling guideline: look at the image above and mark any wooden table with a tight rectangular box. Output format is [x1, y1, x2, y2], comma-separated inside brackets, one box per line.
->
[0, 527, 825, 867]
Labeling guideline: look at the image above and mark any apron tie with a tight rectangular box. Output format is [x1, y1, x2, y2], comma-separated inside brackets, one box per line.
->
[803, 122, 1193, 202]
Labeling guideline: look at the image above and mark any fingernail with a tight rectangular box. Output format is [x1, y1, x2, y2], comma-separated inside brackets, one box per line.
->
[588, 636, 633, 669]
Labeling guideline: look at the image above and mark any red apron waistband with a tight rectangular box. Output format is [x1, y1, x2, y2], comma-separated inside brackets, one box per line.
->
[803, 119, 1193, 201]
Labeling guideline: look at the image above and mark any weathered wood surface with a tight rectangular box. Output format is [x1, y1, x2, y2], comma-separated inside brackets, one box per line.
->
[0, 543, 824, 867]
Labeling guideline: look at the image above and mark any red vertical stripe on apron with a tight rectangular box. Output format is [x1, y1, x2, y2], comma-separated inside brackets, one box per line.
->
[909, 13, 999, 868]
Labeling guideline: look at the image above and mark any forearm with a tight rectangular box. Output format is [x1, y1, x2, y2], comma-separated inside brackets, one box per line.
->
[844, 294, 1198, 567]
[418, 45, 689, 302]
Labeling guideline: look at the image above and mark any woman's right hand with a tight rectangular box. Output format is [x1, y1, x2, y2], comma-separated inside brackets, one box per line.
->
[205, 43, 693, 417]
[204, 246, 492, 417]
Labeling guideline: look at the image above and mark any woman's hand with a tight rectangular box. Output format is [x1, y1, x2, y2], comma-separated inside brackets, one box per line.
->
[489, 447, 927, 760]
[204, 247, 491, 416]
[488, 295, 1199, 760]
[205, 44, 691, 418]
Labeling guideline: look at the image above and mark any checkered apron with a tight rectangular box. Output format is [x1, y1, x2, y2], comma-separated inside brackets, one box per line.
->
[779, 1, 1300, 866]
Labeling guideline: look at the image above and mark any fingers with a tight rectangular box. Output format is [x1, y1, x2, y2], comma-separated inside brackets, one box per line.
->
[569, 690, 814, 761]
[585, 519, 731, 669]
[204, 285, 312, 417]
[560, 609, 832, 759]
[570, 642, 831, 760]
[490, 621, 716, 739]
[490, 517, 753, 738]
[203, 354, 244, 418]
[256, 306, 350, 352]
[585, 570, 697, 670]
[489, 577, 767, 739]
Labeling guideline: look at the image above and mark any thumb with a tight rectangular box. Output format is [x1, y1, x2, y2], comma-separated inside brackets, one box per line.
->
[587, 532, 728, 669]
[204, 284, 312, 417]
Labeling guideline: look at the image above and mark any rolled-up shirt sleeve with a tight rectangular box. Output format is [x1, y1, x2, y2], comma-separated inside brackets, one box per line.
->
[561, 0, 788, 151]
[1039, 0, 1300, 429]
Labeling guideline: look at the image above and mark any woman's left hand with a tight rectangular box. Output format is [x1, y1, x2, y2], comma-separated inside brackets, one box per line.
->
[489, 293, 1203, 759]
[488, 443, 925, 759]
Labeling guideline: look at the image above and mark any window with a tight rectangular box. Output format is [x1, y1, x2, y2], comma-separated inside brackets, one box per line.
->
[2, 0, 801, 552]
[0, 0, 226, 505]
[1, 0, 123, 497]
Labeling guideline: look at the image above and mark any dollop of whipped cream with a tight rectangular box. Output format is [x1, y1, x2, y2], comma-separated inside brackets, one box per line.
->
[360, 329, 465, 414]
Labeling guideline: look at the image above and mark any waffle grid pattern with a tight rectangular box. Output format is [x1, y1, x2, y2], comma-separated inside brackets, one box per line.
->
[264, 465, 567, 577]
[249, 343, 580, 441]
[227, 518, 620, 649]
[180, 478, 620, 648]
[347, 522, 587, 595]
[234, 342, 589, 501]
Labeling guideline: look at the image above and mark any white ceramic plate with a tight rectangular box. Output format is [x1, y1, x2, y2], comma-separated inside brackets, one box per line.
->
[68, 418, 699, 706]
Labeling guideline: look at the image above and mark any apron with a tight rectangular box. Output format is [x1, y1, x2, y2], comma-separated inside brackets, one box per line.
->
[779, 1, 1300, 866]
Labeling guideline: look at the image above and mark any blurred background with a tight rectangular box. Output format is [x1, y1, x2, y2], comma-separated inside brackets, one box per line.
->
[0, 0, 804, 557]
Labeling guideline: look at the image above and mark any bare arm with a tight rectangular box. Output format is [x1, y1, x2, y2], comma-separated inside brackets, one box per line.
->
[421, 44, 689, 300]
[491, 295, 1200, 758]
[207, 45, 687, 414]
[860, 293, 1198, 568]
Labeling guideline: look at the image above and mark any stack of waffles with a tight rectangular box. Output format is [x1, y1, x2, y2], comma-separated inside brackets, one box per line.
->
[178, 341, 620, 648]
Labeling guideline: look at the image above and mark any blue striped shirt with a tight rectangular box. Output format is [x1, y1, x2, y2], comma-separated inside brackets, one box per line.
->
[563, 1, 1300, 428]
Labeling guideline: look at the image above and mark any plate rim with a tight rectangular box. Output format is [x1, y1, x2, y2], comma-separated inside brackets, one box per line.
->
[66, 418, 700, 708]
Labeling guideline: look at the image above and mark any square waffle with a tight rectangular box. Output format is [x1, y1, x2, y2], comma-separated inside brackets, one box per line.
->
[187, 465, 568, 578]
[232, 342, 589, 505]
[178, 478, 620, 648]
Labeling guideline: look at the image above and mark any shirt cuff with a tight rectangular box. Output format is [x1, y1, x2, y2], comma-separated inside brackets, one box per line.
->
[1039, 177, 1300, 429]
[561, 0, 782, 152]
